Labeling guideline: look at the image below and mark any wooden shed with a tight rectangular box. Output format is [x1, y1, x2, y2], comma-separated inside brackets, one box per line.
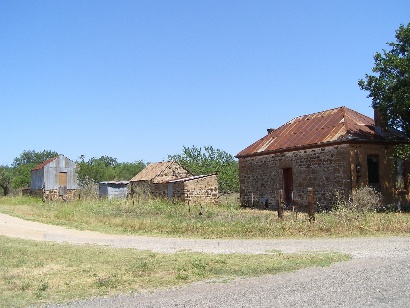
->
[99, 181, 129, 199]
[30, 154, 78, 200]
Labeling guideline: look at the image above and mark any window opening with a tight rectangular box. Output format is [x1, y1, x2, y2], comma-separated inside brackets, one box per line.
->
[396, 158, 405, 191]
[367, 155, 379, 186]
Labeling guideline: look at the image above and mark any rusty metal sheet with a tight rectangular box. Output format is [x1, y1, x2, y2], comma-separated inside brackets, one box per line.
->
[236, 106, 401, 158]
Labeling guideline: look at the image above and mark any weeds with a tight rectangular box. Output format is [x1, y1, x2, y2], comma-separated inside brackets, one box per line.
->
[1, 193, 410, 238]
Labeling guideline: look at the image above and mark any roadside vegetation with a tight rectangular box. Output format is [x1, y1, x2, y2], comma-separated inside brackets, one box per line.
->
[1, 190, 409, 238]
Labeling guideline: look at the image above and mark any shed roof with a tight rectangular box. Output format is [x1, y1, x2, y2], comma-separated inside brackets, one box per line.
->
[236, 106, 407, 158]
[32, 156, 59, 171]
[99, 181, 129, 185]
[130, 161, 177, 182]
[168, 173, 217, 183]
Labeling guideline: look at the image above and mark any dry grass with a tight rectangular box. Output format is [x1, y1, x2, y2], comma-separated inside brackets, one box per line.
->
[0, 195, 409, 238]
[0, 236, 349, 307]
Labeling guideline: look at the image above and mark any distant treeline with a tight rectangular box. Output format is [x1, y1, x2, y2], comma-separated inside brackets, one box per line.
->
[0, 146, 239, 196]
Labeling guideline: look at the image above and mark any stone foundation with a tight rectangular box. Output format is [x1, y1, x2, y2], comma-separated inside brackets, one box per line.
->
[28, 189, 77, 201]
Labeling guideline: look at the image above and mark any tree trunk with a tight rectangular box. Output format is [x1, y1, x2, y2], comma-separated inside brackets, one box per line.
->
[1, 184, 9, 196]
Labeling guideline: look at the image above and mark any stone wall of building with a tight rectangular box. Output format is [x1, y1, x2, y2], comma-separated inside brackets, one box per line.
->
[131, 175, 219, 205]
[239, 142, 410, 208]
[238, 144, 353, 208]
[174, 175, 218, 205]
[349, 143, 408, 205]
[130, 181, 168, 199]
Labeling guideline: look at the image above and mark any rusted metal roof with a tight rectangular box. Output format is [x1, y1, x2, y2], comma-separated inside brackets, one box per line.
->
[236, 106, 406, 158]
[32, 156, 59, 171]
[130, 161, 174, 181]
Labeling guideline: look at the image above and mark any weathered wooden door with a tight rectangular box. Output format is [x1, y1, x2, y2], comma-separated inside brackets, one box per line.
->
[282, 168, 293, 205]
[59, 172, 67, 196]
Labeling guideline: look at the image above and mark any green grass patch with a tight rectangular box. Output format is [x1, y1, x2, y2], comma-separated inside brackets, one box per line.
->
[1, 196, 410, 238]
[0, 235, 350, 307]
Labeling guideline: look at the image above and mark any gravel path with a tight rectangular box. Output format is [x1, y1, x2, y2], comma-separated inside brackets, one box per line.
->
[1, 213, 410, 307]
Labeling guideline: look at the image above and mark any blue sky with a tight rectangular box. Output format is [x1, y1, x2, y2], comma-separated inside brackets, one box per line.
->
[1, 1, 409, 166]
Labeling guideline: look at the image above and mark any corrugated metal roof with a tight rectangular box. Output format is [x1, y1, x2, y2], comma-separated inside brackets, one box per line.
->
[236, 106, 406, 158]
[130, 161, 175, 182]
[32, 156, 59, 171]
[99, 181, 129, 185]
[168, 173, 216, 183]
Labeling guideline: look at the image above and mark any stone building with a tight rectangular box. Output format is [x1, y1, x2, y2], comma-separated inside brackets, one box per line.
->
[29, 154, 78, 201]
[130, 161, 218, 204]
[168, 174, 218, 205]
[236, 107, 409, 208]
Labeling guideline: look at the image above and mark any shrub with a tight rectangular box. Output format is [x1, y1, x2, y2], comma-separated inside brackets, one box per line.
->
[351, 186, 382, 212]
[333, 186, 382, 213]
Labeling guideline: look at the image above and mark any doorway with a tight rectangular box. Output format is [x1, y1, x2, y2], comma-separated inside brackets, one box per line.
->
[282, 168, 293, 205]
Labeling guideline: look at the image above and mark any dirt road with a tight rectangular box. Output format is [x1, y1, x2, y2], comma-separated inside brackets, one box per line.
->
[1, 213, 409, 257]
[1, 213, 410, 307]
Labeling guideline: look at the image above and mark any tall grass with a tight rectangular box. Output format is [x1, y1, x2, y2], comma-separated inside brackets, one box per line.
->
[1, 194, 409, 238]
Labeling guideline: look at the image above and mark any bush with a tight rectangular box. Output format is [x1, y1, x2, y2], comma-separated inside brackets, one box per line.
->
[351, 186, 382, 212]
[333, 186, 382, 213]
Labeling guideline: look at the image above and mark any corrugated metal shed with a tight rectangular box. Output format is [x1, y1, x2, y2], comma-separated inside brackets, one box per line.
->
[99, 181, 129, 199]
[236, 106, 406, 158]
[30, 154, 78, 190]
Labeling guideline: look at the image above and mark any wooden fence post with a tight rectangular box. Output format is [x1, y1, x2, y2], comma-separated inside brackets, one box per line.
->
[278, 189, 284, 220]
[307, 188, 315, 223]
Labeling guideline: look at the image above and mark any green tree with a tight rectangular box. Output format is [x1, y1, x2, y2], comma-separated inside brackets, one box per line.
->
[12, 150, 59, 167]
[0, 165, 13, 196]
[358, 23, 410, 140]
[11, 150, 59, 189]
[168, 146, 239, 194]
[77, 156, 146, 186]
[113, 161, 146, 181]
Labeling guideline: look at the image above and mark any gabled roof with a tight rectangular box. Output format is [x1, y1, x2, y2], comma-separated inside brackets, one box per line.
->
[32, 156, 59, 171]
[237, 106, 407, 158]
[130, 161, 179, 182]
